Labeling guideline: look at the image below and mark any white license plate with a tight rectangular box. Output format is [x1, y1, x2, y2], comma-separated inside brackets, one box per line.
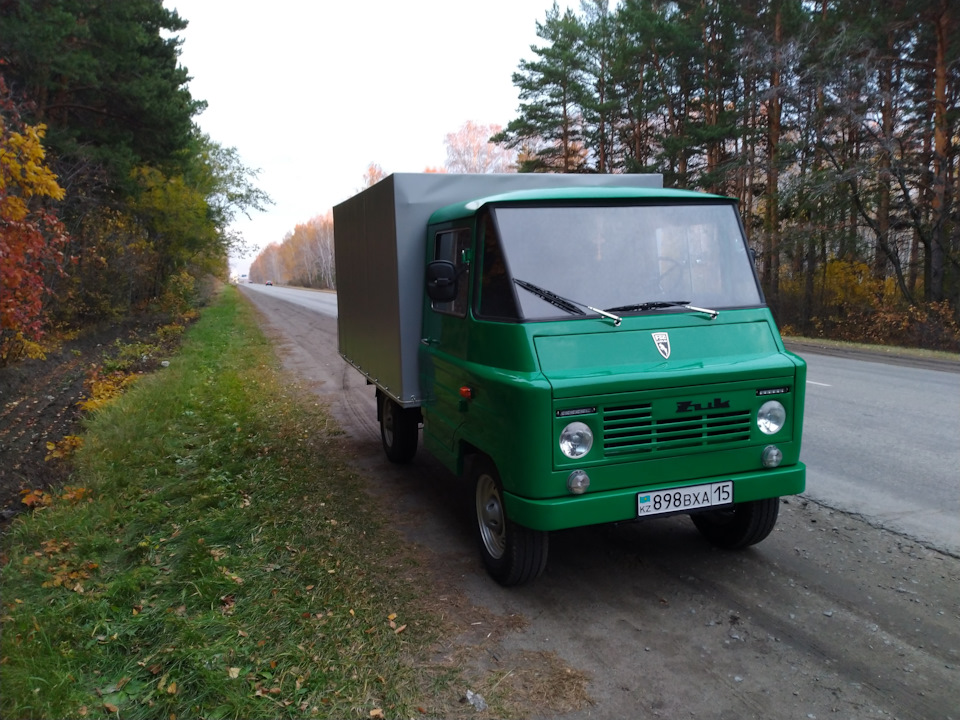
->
[637, 481, 733, 517]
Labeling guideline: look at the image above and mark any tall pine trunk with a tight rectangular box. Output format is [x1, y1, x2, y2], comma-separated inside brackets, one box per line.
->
[762, 5, 783, 306]
[929, 0, 949, 302]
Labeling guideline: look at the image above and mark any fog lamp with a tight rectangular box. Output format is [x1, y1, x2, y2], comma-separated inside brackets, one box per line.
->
[761, 445, 783, 468]
[567, 470, 591, 494]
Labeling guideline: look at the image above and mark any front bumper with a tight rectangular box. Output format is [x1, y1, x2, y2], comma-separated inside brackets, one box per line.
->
[503, 463, 805, 532]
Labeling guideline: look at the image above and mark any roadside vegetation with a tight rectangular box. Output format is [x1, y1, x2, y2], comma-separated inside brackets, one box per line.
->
[1, 3, 269, 367]
[0, 287, 461, 719]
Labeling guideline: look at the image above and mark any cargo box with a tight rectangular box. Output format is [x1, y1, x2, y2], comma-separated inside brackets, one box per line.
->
[332, 173, 663, 407]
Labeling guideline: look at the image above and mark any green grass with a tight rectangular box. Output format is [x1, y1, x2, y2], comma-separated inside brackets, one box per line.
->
[1, 287, 455, 719]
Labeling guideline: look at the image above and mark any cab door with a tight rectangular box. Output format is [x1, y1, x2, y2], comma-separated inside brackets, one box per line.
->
[420, 225, 472, 463]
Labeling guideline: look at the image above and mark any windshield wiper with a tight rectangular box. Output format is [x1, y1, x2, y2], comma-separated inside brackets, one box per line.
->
[606, 300, 719, 320]
[514, 279, 622, 326]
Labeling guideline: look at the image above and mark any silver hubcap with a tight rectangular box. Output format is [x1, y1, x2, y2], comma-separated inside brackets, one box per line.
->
[476, 472, 506, 559]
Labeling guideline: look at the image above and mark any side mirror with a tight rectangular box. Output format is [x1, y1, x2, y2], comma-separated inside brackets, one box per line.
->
[426, 260, 458, 302]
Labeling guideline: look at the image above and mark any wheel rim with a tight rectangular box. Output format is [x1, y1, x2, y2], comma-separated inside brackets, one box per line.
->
[382, 400, 395, 447]
[476, 472, 506, 560]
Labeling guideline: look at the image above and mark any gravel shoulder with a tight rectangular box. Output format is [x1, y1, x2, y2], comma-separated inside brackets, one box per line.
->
[240, 287, 960, 720]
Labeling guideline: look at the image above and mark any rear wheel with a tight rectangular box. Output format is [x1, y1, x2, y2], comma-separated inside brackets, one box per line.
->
[472, 456, 548, 586]
[377, 392, 418, 464]
[692, 497, 780, 549]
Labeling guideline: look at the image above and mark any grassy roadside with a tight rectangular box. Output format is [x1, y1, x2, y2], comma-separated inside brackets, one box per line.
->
[782, 334, 960, 363]
[0, 287, 457, 719]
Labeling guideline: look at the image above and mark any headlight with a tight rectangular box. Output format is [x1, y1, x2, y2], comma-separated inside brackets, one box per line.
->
[560, 421, 593, 458]
[757, 400, 786, 435]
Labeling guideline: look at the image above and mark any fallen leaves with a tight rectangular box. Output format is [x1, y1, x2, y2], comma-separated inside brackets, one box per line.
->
[387, 612, 407, 634]
[77, 369, 140, 413]
[20, 485, 92, 509]
[19, 488, 52, 508]
[219, 567, 243, 585]
[44, 435, 84, 461]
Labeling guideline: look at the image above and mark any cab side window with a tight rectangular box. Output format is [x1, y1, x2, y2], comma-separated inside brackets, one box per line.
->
[432, 229, 471, 316]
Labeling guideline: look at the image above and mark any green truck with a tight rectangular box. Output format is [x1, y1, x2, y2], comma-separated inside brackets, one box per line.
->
[333, 173, 805, 586]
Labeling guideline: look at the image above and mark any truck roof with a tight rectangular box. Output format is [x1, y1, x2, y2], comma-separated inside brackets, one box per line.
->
[428, 186, 731, 225]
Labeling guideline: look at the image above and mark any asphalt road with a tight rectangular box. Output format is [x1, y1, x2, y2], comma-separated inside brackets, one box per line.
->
[243, 282, 338, 316]
[799, 352, 960, 556]
[239, 284, 959, 720]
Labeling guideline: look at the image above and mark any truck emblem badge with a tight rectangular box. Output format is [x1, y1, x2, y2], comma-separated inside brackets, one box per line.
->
[652, 332, 671, 359]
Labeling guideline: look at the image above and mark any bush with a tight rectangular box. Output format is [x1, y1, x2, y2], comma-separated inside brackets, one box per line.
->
[777, 260, 960, 351]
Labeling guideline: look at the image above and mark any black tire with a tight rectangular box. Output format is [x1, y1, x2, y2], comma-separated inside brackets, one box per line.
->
[471, 456, 548, 586]
[378, 392, 418, 464]
[692, 497, 780, 549]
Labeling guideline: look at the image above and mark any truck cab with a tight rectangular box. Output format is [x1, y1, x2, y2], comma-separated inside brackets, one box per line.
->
[334, 175, 805, 586]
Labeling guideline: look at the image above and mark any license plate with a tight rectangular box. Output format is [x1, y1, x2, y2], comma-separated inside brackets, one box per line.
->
[637, 481, 733, 517]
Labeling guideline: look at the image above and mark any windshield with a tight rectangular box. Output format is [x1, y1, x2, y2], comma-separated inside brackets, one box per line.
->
[481, 202, 762, 322]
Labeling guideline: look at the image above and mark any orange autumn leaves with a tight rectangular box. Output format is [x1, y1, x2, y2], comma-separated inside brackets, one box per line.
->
[0, 78, 70, 361]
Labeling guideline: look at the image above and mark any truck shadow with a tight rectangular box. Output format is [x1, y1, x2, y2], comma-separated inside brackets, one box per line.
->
[367, 444, 776, 594]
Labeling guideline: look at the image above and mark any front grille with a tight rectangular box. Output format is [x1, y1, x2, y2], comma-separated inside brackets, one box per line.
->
[603, 402, 752, 456]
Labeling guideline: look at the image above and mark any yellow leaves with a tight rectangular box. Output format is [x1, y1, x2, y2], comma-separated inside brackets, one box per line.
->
[227, 667, 241, 679]
[78, 369, 140, 412]
[0, 122, 65, 205]
[45, 436, 85, 461]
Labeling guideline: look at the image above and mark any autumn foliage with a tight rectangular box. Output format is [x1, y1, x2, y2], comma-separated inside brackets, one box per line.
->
[249, 213, 336, 288]
[0, 79, 70, 361]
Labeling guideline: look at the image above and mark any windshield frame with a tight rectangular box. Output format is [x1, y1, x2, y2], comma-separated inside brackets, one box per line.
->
[473, 199, 764, 323]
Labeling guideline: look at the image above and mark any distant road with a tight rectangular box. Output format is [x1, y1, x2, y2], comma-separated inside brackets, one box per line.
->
[240, 284, 960, 555]
[242, 283, 338, 317]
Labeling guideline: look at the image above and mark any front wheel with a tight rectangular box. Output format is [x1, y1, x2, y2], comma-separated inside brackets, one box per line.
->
[692, 497, 780, 549]
[472, 456, 548, 586]
[377, 392, 419, 464]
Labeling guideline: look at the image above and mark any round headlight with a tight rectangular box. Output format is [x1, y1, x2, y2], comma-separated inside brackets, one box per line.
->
[757, 400, 786, 435]
[560, 421, 593, 459]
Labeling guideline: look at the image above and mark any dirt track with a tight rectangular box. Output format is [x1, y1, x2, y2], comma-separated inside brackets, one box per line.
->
[241, 287, 959, 720]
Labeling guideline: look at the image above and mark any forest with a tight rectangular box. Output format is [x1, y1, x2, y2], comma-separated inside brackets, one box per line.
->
[256, 0, 959, 350]
[0, 0, 268, 365]
[3, 1, 958, 356]
[494, 0, 960, 347]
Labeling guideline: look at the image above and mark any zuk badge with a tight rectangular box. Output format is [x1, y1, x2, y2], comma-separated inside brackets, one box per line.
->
[652, 331, 671, 359]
